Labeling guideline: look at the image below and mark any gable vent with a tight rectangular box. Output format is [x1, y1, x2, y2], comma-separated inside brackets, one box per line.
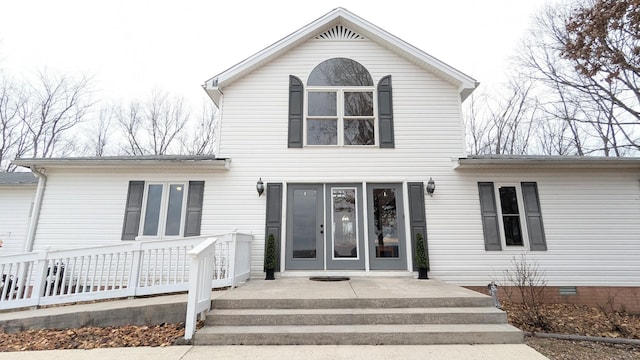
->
[315, 25, 364, 40]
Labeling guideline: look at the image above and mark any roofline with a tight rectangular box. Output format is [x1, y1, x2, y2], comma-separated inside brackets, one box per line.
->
[12, 156, 231, 170]
[203, 7, 477, 106]
[456, 155, 640, 169]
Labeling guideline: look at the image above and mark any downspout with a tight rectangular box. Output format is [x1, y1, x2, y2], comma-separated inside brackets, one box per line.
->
[24, 166, 46, 253]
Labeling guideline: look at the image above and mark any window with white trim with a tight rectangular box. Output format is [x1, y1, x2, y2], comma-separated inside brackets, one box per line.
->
[306, 58, 375, 146]
[141, 182, 187, 237]
[496, 184, 526, 247]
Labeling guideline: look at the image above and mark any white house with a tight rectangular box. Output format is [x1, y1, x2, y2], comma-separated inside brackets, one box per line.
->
[11, 8, 640, 311]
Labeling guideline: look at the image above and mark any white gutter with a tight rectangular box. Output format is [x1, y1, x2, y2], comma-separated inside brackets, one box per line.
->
[24, 166, 46, 253]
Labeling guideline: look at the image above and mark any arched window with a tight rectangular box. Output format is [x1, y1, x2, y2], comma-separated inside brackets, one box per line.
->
[306, 58, 375, 146]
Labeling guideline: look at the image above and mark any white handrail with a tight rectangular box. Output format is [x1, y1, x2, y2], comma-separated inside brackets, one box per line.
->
[184, 237, 218, 341]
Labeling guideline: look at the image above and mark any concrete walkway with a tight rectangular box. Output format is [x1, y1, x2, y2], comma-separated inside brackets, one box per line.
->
[0, 344, 548, 359]
[0, 277, 549, 359]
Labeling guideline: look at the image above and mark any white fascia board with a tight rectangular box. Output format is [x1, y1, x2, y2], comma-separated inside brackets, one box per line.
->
[455, 157, 640, 170]
[12, 158, 232, 170]
[203, 8, 477, 99]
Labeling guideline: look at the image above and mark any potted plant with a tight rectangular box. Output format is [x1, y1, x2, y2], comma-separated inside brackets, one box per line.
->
[415, 233, 429, 279]
[264, 233, 277, 280]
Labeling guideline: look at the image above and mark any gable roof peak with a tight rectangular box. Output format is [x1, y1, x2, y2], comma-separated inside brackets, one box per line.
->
[203, 8, 477, 106]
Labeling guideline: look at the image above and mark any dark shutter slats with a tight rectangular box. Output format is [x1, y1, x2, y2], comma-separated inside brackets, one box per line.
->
[184, 181, 205, 237]
[121, 181, 145, 240]
[521, 182, 547, 251]
[478, 182, 502, 251]
[264, 183, 283, 270]
[408, 182, 429, 270]
[288, 76, 304, 148]
[377, 75, 395, 148]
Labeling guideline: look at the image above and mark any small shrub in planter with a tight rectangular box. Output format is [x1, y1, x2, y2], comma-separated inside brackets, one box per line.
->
[264, 233, 277, 280]
[415, 233, 429, 279]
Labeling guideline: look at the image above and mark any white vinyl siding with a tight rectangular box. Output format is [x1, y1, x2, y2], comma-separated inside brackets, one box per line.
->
[0, 186, 36, 255]
[428, 168, 640, 287]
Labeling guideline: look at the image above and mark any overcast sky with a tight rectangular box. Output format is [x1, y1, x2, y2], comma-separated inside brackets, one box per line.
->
[0, 0, 557, 108]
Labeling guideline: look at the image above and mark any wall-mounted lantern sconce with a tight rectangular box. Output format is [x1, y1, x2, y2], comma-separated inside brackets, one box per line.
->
[426, 177, 436, 196]
[257, 178, 265, 197]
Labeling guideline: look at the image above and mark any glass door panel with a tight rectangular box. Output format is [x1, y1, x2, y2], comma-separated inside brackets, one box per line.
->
[286, 184, 324, 270]
[332, 188, 358, 258]
[292, 189, 318, 258]
[372, 188, 399, 258]
[368, 184, 406, 270]
[326, 184, 365, 270]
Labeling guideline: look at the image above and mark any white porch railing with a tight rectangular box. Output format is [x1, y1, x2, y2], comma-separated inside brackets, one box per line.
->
[0, 232, 253, 311]
[184, 232, 252, 340]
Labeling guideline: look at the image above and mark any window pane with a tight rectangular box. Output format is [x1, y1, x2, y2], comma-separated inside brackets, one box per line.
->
[307, 119, 337, 145]
[308, 92, 336, 116]
[344, 92, 373, 116]
[344, 119, 375, 145]
[308, 58, 373, 86]
[292, 189, 317, 258]
[499, 186, 523, 246]
[333, 189, 357, 258]
[372, 188, 399, 258]
[165, 184, 184, 236]
[499, 187, 519, 215]
[143, 184, 163, 236]
[503, 216, 524, 246]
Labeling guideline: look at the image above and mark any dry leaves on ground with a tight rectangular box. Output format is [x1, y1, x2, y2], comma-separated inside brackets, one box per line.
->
[503, 302, 640, 339]
[504, 302, 640, 359]
[0, 323, 185, 352]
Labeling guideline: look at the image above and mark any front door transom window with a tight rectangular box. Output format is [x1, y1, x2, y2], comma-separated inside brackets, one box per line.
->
[306, 58, 375, 146]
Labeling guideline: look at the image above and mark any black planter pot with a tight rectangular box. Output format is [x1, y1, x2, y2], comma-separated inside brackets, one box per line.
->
[265, 269, 275, 280]
[418, 268, 428, 279]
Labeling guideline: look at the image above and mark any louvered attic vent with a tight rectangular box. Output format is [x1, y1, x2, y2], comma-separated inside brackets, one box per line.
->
[315, 25, 364, 40]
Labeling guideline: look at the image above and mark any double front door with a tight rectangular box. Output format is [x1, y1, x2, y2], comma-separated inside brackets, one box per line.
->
[285, 183, 406, 271]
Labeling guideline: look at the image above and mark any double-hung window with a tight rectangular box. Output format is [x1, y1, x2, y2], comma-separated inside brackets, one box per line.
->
[141, 183, 187, 237]
[306, 58, 375, 146]
[478, 182, 547, 251]
[496, 184, 525, 247]
[122, 181, 205, 240]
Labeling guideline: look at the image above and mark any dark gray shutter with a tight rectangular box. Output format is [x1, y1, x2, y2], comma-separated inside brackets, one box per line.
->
[521, 182, 547, 251]
[408, 182, 428, 270]
[478, 182, 502, 251]
[288, 76, 304, 148]
[377, 75, 395, 148]
[122, 181, 145, 240]
[184, 181, 205, 237]
[264, 183, 283, 270]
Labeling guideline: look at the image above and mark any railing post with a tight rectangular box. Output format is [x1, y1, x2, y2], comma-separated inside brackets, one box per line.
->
[128, 241, 144, 297]
[33, 251, 50, 307]
[228, 231, 237, 287]
[184, 250, 202, 341]
[184, 237, 218, 341]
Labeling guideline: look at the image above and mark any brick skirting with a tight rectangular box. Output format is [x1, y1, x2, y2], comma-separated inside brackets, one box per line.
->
[464, 286, 640, 314]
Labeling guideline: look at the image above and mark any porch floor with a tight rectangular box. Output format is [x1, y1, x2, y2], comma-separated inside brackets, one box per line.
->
[214, 277, 487, 301]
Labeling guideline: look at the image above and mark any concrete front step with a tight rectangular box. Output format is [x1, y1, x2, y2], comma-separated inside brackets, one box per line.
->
[206, 307, 507, 326]
[194, 323, 523, 345]
[211, 296, 494, 310]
